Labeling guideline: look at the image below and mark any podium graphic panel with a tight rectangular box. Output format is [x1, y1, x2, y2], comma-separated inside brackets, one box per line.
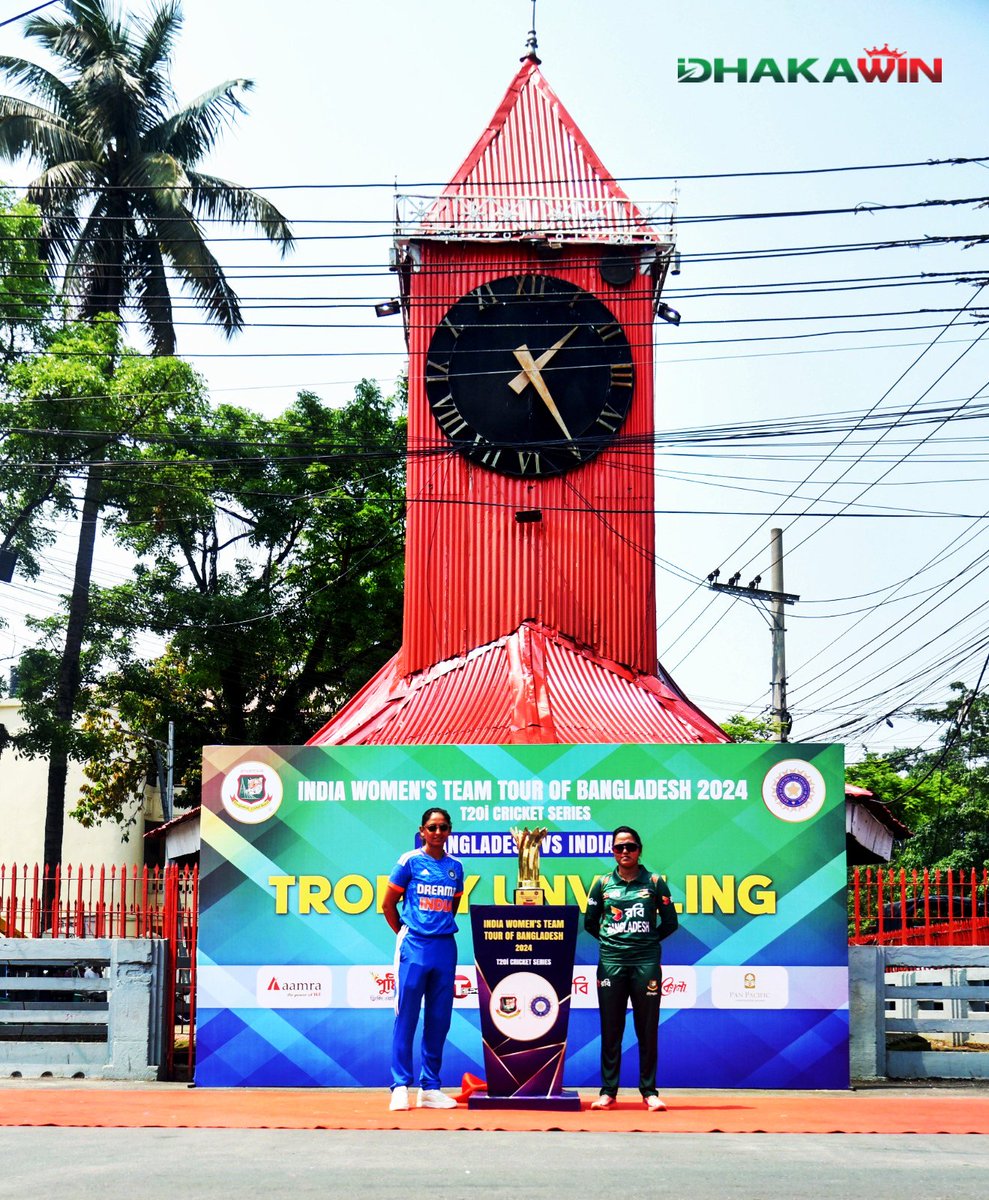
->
[470, 905, 580, 1109]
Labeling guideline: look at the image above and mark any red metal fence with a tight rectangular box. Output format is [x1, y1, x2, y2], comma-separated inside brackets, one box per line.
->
[0, 862, 198, 1079]
[4, 861, 989, 1075]
[850, 867, 989, 945]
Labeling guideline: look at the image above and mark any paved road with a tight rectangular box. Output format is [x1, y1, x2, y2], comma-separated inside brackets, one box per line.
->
[2, 1128, 988, 1199]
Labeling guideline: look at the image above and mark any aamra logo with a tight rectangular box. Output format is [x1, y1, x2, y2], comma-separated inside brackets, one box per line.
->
[762, 759, 826, 823]
[255, 965, 331, 1008]
[220, 759, 284, 824]
[678, 44, 941, 84]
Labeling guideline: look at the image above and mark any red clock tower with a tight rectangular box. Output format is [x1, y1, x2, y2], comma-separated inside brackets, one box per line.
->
[310, 51, 726, 747]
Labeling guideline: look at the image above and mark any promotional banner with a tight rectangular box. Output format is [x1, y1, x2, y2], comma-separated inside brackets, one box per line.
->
[196, 742, 847, 1089]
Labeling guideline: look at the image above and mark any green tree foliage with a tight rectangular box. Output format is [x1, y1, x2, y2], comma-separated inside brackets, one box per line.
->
[0, 186, 52, 362]
[719, 713, 780, 742]
[31, 378, 406, 828]
[0, 0, 292, 354]
[846, 683, 989, 870]
[1, 316, 206, 864]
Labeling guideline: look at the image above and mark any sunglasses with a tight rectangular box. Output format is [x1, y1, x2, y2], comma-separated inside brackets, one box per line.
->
[424, 823, 450, 832]
[613, 843, 640, 853]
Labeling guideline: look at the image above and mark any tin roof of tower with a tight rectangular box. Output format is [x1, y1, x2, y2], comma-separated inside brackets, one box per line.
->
[308, 621, 729, 747]
[397, 59, 673, 245]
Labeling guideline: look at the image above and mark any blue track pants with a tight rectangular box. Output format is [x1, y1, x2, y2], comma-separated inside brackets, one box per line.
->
[391, 931, 457, 1090]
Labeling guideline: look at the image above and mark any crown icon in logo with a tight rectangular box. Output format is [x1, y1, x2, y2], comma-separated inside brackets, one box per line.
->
[863, 44, 904, 58]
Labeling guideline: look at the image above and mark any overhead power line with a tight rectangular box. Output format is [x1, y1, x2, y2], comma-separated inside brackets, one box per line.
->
[4, 154, 989, 189]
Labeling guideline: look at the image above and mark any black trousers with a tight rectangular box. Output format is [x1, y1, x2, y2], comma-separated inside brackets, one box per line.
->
[596, 958, 662, 1096]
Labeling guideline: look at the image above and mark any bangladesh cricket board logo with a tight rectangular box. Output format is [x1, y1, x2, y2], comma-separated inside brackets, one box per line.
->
[761, 759, 826, 823]
[220, 759, 284, 824]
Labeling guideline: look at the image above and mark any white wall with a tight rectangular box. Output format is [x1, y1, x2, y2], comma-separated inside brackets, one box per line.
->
[0, 699, 156, 868]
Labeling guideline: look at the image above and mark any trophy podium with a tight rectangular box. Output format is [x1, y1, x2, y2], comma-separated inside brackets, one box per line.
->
[468, 827, 581, 1110]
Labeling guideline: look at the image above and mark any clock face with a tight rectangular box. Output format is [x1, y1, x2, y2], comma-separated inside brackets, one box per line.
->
[424, 274, 635, 478]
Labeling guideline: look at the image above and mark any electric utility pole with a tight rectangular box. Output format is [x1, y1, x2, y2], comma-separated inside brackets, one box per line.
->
[707, 528, 799, 741]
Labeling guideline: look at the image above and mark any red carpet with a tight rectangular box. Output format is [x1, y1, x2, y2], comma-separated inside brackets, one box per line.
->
[1, 1088, 988, 1133]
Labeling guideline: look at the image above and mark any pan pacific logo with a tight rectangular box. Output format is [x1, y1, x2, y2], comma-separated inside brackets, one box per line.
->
[220, 759, 284, 824]
[678, 44, 941, 84]
[762, 759, 826, 823]
[712, 966, 789, 1009]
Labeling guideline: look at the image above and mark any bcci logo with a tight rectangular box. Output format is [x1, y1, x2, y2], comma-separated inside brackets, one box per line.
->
[761, 759, 826, 823]
[220, 759, 284, 824]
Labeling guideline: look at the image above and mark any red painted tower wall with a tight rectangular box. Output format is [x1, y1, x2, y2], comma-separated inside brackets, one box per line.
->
[402, 241, 658, 678]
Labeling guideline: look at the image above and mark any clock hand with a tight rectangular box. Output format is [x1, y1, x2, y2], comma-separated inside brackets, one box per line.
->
[512, 346, 574, 441]
[508, 326, 579, 394]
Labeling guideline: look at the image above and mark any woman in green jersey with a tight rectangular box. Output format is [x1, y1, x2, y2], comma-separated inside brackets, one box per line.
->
[584, 824, 679, 1111]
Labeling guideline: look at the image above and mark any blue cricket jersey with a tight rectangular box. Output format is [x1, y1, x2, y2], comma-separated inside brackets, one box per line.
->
[389, 849, 464, 937]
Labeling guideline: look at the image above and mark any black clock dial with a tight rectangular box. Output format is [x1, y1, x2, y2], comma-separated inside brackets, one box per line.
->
[424, 274, 635, 478]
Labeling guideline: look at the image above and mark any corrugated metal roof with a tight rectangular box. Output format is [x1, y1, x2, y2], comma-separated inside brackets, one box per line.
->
[308, 621, 728, 747]
[403, 59, 671, 244]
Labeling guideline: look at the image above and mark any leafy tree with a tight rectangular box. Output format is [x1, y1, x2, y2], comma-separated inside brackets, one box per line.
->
[846, 684, 989, 870]
[29, 378, 407, 828]
[0, 185, 56, 595]
[720, 713, 780, 742]
[0, 0, 292, 354]
[0, 186, 52, 363]
[2, 315, 206, 869]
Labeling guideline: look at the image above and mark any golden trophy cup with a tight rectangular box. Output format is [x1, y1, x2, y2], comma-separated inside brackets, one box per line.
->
[511, 826, 548, 905]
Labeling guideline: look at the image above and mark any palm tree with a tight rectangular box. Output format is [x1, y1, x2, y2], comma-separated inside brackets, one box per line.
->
[0, 1, 293, 897]
[0, 0, 293, 354]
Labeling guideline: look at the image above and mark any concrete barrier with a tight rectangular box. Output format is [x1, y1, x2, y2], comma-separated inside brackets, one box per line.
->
[0, 938, 166, 1080]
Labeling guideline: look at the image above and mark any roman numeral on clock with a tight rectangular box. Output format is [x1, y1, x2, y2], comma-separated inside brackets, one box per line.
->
[610, 362, 634, 388]
[474, 282, 498, 310]
[432, 394, 469, 437]
[426, 359, 450, 384]
[514, 274, 547, 297]
[595, 322, 622, 342]
[517, 449, 543, 475]
[472, 436, 502, 469]
[595, 403, 625, 433]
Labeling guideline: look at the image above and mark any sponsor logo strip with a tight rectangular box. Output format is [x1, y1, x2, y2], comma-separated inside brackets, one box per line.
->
[199, 964, 846, 1011]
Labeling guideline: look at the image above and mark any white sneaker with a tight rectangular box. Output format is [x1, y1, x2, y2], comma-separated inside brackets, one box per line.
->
[417, 1088, 457, 1109]
[389, 1085, 410, 1111]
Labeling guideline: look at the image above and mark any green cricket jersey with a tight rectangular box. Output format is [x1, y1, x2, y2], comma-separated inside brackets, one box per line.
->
[584, 867, 679, 962]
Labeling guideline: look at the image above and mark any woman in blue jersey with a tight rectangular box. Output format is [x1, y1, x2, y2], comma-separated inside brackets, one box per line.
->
[382, 807, 464, 1111]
